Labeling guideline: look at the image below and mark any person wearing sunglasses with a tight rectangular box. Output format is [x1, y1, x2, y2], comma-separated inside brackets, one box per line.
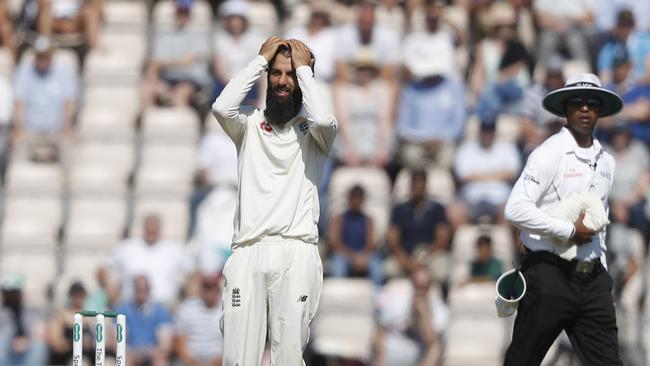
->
[502, 73, 624, 365]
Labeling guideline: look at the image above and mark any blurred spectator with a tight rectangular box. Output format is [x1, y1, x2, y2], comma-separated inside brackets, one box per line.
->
[174, 273, 224, 366]
[374, 266, 445, 366]
[467, 235, 503, 283]
[332, 48, 392, 167]
[84, 267, 119, 312]
[594, 0, 650, 33]
[143, 0, 210, 108]
[0, 74, 12, 176]
[375, 0, 406, 36]
[0, 0, 16, 58]
[334, 0, 400, 81]
[533, 0, 593, 67]
[470, 2, 530, 121]
[451, 118, 521, 225]
[213, 0, 264, 105]
[597, 9, 650, 85]
[106, 214, 193, 306]
[395, 56, 465, 170]
[284, 4, 336, 81]
[12, 36, 77, 163]
[115, 275, 173, 366]
[0, 274, 48, 366]
[607, 124, 650, 242]
[189, 128, 238, 238]
[36, 0, 102, 49]
[328, 185, 383, 287]
[402, 0, 457, 82]
[518, 55, 565, 155]
[597, 9, 636, 85]
[604, 46, 650, 145]
[387, 169, 451, 283]
[47, 282, 96, 365]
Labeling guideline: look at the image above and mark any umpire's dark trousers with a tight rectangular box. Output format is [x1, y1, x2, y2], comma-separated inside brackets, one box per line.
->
[504, 250, 622, 365]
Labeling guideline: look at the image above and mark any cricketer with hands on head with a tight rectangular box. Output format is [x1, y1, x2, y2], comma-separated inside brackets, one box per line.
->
[212, 36, 337, 366]
[503, 73, 624, 365]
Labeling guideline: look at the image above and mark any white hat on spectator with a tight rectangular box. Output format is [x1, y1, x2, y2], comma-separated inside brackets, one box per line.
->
[33, 35, 53, 54]
[220, 0, 249, 18]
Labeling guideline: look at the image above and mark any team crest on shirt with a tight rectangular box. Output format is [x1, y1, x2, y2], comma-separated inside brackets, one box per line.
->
[260, 121, 273, 133]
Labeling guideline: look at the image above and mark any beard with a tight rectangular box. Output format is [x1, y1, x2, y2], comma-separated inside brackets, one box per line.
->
[264, 83, 302, 126]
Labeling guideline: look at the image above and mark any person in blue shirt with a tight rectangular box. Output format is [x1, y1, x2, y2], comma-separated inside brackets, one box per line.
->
[387, 169, 451, 282]
[115, 275, 173, 366]
[395, 73, 465, 170]
[328, 185, 383, 287]
[597, 9, 650, 86]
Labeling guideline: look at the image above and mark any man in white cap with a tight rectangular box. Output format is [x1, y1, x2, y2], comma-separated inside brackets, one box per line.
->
[503, 73, 624, 365]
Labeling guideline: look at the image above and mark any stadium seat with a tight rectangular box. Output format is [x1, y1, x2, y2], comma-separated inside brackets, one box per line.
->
[0, 47, 13, 78]
[64, 196, 128, 247]
[131, 195, 190, 243]
[392, 166, 456, 205]
[69, 141, 134, 195]
[153, 0, 212, 28]
[84, 32, 147, 84]
[141, 107, 200, 143]
[446, 283, 509, 365]
[104, 1, 148, 31]
[135, 143, 198, 196]
[78, 85, 140, 140]
[0, 245, 58, 307]
[328, 166, 391, 238]
[1, 194, 62, 247]
[5, 160, 65, 195]
[311, 279, 375, 361]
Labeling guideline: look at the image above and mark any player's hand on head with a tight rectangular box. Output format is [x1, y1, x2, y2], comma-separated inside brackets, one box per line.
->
[259, 36, 286, 62]
[287, 39, 313, 69]
[571, 210, 596, 245]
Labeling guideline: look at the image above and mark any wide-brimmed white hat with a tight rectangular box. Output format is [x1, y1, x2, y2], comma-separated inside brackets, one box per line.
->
[542, 73, 623, 118]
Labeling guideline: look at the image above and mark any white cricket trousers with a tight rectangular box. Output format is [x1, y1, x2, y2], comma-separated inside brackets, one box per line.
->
[220, 240, 323, 366]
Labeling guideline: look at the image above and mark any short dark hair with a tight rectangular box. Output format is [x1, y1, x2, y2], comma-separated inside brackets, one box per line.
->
[616, 9, 635, 28]
[411, 168, 427, 184]
[268, 44, 316, 73]
[349, 184, 365, 198]
[476, 235, 492, 248]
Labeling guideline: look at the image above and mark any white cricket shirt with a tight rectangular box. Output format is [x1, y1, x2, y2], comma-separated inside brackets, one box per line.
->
[504, 127, 615, 263]
[212, 55, 337, 247]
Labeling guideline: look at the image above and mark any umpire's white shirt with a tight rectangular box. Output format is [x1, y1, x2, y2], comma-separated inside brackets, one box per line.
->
[212, 55, 337, 247]
[505, 127, 615, 263]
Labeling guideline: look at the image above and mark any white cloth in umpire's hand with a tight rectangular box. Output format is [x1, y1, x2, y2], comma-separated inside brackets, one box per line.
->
[546, 191, 609, 259]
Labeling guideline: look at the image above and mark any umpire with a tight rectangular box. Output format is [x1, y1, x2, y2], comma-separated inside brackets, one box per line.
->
[503, 73, 624, 365]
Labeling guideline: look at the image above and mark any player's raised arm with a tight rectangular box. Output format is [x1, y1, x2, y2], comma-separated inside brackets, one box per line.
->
[288, 39, 338, 153]
[212, 36, 286, 143]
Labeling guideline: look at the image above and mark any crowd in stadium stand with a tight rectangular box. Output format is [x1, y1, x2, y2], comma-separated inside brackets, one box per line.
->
[0, 0, 649, 365]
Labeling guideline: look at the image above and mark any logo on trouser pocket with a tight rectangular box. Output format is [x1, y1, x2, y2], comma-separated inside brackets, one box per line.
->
[232, 288, 241, 307]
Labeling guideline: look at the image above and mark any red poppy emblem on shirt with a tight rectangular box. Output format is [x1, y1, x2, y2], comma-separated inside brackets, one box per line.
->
[260, 121, 273, 132]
